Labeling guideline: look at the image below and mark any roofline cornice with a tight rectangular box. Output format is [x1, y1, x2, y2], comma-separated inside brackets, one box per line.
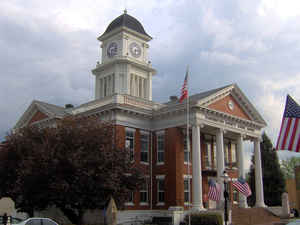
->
[98, 26, 152, 42]
[91, 56, 156, 75]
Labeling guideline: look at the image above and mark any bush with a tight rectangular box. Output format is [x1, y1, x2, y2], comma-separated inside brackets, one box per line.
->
[184, 212, 223, 225]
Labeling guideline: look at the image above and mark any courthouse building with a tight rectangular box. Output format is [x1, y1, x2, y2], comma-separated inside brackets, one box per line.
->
[14, 11, 267, 220]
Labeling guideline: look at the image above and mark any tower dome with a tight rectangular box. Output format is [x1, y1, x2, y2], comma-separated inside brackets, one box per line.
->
[100, 11, 151, 39]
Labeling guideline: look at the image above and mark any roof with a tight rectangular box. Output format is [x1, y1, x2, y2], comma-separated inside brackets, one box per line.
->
[33, 100, 67, 117]
[14, 100, 69, 129]
[101, 12, 151, 39]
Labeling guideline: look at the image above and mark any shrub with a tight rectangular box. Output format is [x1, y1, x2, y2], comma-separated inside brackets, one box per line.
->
[184, 212, 223, 225]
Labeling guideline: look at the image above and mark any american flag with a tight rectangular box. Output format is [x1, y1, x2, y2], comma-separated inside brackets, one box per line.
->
[276, 95, 300, 152]
[179, 68, 189, 103]
[232, 177, 251, 197]
[208, 179, 221, 202]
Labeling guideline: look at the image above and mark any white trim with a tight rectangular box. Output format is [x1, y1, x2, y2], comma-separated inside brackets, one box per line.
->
[183, 175, 192, 179]
[156, 175, 165, 179]
[140, 202, 149, 206]
[156, 202, 165, 206]
[140, 162, 149, 165]
[156, 130, 165, 135]
[156, 162, 164, 166]
[125, 127, 136, 132]
[124, 202, 134, 206]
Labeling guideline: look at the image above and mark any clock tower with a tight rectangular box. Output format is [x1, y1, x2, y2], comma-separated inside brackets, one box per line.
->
[92, 10, 156, 100]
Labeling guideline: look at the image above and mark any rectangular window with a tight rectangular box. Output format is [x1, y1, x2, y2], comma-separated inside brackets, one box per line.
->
[231, 142, 237, 167]
[104, 77, 107, 97]
[157, 179, 165, 203]
[140, 131, 149, 163]
[184, 136, 191, 163]
[224, 139, 230, 167]
[140, 180, 148, 203]
[157, 132, 165, 164]
[213, 140, 217, 168]
[205, 142, 212, 169]
[126, 129, 135, 162]
[184, 178, 191, 203]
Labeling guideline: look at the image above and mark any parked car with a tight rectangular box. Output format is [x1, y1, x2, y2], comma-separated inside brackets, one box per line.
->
[13, 218, 59, 225]
[286, 220, 300, 225]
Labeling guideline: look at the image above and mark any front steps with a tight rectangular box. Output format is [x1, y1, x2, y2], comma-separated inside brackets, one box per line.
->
[231, 207, 281, 225]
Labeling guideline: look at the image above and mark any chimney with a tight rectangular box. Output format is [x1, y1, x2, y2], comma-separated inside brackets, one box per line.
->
[169, 96, 178, 102]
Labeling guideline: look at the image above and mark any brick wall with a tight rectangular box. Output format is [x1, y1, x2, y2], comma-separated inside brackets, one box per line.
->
[117, 124, 239, 211]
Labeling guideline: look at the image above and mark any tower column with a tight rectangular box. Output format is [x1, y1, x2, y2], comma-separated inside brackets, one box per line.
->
[192, 124, 205, 211]
[254, 137, 266, 207]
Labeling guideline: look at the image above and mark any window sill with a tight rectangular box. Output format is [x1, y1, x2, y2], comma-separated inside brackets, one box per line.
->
[184, 202, 192, 206]
[140, 202, 149, 206]
[156, 202, 165, 206]
[125, 202, 134, 206]
[156, 162, 164, 166]
[184, 162, 191, 165]
[140, 162, 149, 165]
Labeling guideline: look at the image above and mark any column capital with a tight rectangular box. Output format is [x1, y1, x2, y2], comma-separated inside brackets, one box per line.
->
[218, 128, 227, 134]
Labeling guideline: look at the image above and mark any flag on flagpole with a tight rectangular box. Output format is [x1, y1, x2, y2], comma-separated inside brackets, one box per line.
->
[276, 95, 300, 152]
[232, 177, 252, 197]
[179, 68, 189, 103]
[208, 179, 221, 202]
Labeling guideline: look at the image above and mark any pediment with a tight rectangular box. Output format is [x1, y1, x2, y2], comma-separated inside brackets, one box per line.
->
[194, 84, 267, 126]
[14, 100, 66, 129]
[207, 94, 251, 120]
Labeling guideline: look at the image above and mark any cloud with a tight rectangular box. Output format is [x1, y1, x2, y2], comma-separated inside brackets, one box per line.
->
[1, 0, 300, 156]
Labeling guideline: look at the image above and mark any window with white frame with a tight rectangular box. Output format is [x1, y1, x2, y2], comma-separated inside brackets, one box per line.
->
[157, 178, 165, 203]
[231, 142, 237, 167]
[184, 177, 191, 203]
[157, 131, 165, 164]
[184, 136, 190, 163]
[140, 131, 149, 163]
[140, 179, 148, 204]
[204, 134, 213, 169]
[224, 139, 230, 167]
[126, 191, 134, 204]
[126, 128, 135, 162]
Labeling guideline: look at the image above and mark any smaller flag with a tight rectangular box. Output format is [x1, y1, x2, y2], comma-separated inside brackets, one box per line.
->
[179, 68, 189, 103]
[276, 95, 300, 152]
[208, 179, 221, 202]
[232, 177, 251, 197]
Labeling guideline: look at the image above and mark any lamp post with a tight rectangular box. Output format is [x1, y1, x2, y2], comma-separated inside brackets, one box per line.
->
[221, 171, 230, 225]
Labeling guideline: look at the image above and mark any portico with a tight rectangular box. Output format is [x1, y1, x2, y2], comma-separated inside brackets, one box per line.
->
[192, 114, 265, 211]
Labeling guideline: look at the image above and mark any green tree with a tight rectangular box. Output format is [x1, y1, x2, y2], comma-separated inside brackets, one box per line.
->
[0, 117, 144, 225]
[248, 132, 285, 206]
[281, 156, 300, 179]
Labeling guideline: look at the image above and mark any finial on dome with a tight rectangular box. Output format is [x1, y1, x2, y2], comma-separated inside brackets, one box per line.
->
[124, 9, 127, 14]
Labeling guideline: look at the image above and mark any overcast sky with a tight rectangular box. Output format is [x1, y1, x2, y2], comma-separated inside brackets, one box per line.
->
[1, 0, 300, 163]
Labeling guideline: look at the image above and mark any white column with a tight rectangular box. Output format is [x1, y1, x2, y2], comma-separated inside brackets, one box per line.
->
[254, 138, 266, 207]
[192, 125, 205, 211]
[216, 128, 225, 208]
[237, 134, 248, 208]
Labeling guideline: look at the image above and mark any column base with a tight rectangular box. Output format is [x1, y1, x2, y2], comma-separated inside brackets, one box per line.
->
[254, 202, 267, 208]
[191, 205, 206, 212]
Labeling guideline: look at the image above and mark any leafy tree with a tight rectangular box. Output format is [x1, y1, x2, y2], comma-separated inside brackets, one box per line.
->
[281, 156, 300, 179]
[247, 132, 285, 206]
[0, 117, 144, 225]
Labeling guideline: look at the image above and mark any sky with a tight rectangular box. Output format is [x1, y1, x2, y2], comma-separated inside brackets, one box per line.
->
[0, 0, 300, 167]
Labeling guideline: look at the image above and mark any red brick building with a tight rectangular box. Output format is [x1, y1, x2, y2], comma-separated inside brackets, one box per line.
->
[14, 11, 267, 222]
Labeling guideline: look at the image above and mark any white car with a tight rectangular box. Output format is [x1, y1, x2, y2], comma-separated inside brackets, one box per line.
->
[14, 218, 59, 225]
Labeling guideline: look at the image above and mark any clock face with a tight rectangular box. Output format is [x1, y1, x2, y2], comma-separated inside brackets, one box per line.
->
[228, 100, 234, 111]
[129, 42, 141, 58]
[107, 42, 118, 58]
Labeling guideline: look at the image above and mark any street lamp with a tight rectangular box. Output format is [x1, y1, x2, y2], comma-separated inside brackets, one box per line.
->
[221, 171, 230, 225]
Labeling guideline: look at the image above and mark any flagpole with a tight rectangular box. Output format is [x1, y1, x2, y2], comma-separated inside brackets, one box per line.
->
[186, 66, 191, 225]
